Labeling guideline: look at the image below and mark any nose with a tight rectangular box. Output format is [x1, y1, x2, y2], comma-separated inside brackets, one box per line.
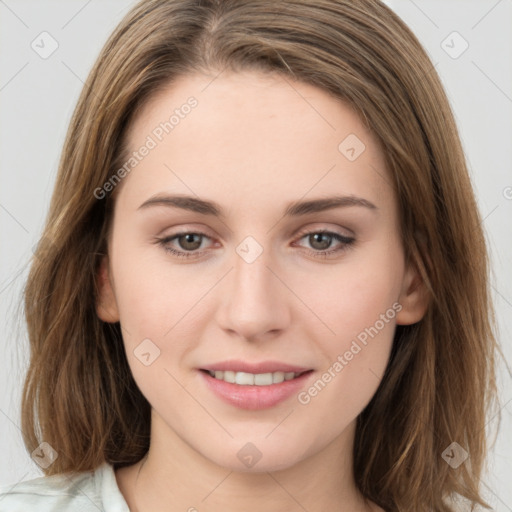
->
[215, 242, 291, 342]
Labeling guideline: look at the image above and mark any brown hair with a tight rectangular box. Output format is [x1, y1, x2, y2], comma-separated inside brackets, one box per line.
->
[22, 0, 499, 510]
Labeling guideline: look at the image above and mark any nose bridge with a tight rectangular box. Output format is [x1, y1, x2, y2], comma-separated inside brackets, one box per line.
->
[218, 235, 289, 339]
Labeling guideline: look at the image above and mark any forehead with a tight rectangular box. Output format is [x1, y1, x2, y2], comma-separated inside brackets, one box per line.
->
[118, 70, 392, 213]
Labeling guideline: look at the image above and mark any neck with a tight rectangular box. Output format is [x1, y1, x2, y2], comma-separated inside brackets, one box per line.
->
[116, 412, 376, 512]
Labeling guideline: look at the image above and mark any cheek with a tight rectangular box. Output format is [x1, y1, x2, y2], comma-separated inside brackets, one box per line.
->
[295, 250, 402, 409]
[109, 233, 199, 338]
[302, 243, 403, 343]
[316, 281, 396, 385]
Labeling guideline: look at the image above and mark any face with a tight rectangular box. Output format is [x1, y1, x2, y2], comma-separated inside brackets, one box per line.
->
[97, 70, 426, 473]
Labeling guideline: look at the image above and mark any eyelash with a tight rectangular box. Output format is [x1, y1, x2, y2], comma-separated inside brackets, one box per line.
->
[155, 228, 355, 260]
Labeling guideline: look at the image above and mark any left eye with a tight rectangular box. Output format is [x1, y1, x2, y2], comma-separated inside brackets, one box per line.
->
[157, 230, 355, 260]
[293, 230, 356, 258]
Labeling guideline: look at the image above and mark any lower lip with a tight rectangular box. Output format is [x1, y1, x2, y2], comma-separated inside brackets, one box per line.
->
[199, 370, 314, 410]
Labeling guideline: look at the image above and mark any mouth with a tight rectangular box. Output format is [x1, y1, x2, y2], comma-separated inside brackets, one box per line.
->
[200, 369, 311, 386]
[198, 362, 314, 410]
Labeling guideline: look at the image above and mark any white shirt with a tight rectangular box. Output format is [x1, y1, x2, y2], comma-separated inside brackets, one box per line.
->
[0, 462, 130, 511]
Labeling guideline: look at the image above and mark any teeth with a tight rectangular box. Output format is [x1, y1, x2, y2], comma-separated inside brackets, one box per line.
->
[223, 370, 235, 383]
[207, 370, 301, 385]
[236, 372, 255, 385]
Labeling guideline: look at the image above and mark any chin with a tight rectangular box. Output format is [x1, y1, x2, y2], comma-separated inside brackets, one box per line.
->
[203, 437, 311, 473]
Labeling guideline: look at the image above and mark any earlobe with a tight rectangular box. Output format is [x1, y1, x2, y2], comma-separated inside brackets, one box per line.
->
[95, 256, 120, 323]
[395, 262, 429, 326]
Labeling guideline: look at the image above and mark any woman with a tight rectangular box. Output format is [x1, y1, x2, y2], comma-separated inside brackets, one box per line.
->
[0, 0, 499, 510]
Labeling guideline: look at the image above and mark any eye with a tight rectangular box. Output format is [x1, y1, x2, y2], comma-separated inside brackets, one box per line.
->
[155, 228, 355, 260]
[293, 229, 355, 259]
[157, 231, 213, 259]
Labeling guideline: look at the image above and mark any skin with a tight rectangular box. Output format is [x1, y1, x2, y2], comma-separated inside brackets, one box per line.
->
[96, 70, 428, 512]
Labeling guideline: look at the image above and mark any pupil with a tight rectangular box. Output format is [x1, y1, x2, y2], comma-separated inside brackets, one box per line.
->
[181, 233, 201, 250]
[311, 233, 331, 250]
[177, 233, 333, 252]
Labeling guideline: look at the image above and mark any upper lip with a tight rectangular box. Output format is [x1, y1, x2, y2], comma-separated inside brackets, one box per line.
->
[200, 360, 312, 374]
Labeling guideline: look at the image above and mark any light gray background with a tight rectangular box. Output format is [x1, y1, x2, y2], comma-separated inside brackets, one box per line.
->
[1, 0, 511, 509]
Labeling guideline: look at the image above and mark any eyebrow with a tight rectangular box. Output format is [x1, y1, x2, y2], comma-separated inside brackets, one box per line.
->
[138, 194, 378, 218]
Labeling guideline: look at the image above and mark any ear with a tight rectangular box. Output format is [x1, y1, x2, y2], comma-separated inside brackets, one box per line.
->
[395, 260, 429, 325]
[95, 255, 120, 323]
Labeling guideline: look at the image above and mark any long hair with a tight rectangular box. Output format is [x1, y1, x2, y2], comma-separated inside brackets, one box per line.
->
[22, 1, 498, 510]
